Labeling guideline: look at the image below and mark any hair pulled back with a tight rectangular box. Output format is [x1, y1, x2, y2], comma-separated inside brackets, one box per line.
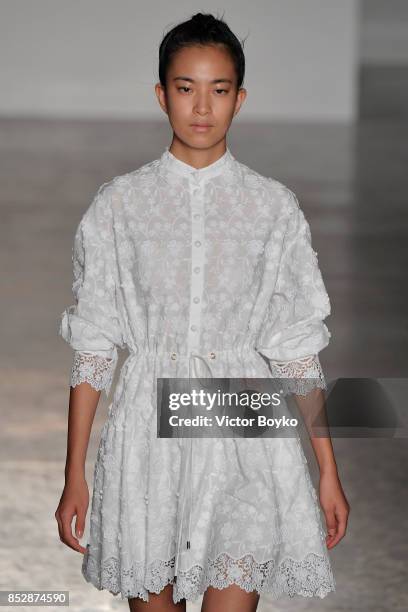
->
[158, 12, 246, 89]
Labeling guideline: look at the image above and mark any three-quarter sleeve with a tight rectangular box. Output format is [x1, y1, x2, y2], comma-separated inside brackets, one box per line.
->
[256, 189, 331, 396]
[58, 186, 125, 397]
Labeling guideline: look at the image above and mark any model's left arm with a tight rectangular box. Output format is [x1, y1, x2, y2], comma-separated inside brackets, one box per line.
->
[256, 189, 331, 395]
[256, 189, 350, 548]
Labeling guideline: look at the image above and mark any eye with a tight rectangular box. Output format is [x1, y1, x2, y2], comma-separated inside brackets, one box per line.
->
[215, 89, 229, 95]
[178, 86, 191, 93]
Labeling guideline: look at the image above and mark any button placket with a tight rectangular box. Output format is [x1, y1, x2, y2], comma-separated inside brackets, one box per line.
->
[188, 177, 205, 353]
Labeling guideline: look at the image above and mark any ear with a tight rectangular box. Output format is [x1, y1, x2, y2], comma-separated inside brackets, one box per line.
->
[155, 83, 168, 115]
[233, 87, 247, 117]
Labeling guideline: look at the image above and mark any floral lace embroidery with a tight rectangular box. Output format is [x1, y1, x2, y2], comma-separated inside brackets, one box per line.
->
[58, 151, 336, 604]
[58, 186, 124, 398]
[268, 354, 327, 396]
[70, 350, 116, 397]
[82, 549, 335, 603]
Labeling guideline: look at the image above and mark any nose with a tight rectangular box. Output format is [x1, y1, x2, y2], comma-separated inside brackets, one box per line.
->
[193, 91, 211, 115]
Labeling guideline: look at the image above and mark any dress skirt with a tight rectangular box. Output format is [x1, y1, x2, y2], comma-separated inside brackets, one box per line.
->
[80, 347, 336, 604]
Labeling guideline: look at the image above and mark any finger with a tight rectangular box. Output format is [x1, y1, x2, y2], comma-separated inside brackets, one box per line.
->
[335, 510, 348, 541]
[62, 528, 87, 554]
[75, 508, 86, 540]
[327, 510, 348, 549]
[324, 508, 337, 539]
[327, 532, 341, 549]
[60, 511, 87, 554]
[323, 507, 338, 549]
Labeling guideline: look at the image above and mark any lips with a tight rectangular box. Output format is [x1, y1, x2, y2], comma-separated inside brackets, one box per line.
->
[191, 124, 213, 133]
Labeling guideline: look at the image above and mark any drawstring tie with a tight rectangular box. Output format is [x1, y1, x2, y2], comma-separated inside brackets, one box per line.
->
[174, 351, 215, 579]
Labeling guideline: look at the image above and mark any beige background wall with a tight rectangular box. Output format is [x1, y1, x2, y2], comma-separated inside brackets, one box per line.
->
[0, 0, 359, 121]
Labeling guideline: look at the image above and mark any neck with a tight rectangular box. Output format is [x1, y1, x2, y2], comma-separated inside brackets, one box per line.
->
[168, 137, 227, 170]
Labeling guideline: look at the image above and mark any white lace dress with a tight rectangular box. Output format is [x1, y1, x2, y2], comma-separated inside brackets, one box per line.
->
[58, 146, 336, 603]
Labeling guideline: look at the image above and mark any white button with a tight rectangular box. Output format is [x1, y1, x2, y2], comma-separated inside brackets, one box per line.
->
[194, 266, 201, 273]
[190, 325, 197, 331]
[194, 213, 201, 220]
[195, 241, 201, 247]
[209, 352, 216, 359]
[171, 352, 177, 360]
[193, 297, 200, 303]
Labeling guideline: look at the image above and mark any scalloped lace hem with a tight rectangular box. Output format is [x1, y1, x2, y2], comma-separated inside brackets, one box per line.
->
[82, 548, 336, 604]
[70, 350, 116, 397]
[268, 354, 327, 397]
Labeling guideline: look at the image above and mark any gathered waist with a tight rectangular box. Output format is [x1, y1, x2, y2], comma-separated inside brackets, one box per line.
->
[124, 332, 261, 358]
[127, 345, 260, 359]
[124, 344, 263, 378]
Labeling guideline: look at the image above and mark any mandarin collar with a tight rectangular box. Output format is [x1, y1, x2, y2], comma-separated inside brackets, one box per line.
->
[158, 146, 236, 184]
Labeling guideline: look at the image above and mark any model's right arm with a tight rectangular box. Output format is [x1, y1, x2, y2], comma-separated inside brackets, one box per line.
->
[55, 383, 101, 554]
[55, 186, 125, 554]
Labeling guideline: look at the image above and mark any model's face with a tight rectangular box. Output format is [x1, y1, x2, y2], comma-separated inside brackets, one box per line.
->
[155, 45, 246, 150]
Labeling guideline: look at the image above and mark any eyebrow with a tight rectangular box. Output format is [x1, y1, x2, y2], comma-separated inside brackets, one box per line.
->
[173, 76, 233, 84]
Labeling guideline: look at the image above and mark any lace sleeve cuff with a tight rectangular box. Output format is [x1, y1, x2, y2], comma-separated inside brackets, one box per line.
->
[268, 354, 327, 397]
[70, 350, 118, 397]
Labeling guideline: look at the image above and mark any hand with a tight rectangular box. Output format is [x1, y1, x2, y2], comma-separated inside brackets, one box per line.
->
[319, 468, 350, 549]
[55, 477, 89, 554]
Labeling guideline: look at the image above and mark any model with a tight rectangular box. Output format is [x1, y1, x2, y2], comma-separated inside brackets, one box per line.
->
[55, 12, 350, 612]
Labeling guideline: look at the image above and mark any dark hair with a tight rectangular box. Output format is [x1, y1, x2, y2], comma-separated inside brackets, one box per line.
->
[159, 12, 246, 89]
